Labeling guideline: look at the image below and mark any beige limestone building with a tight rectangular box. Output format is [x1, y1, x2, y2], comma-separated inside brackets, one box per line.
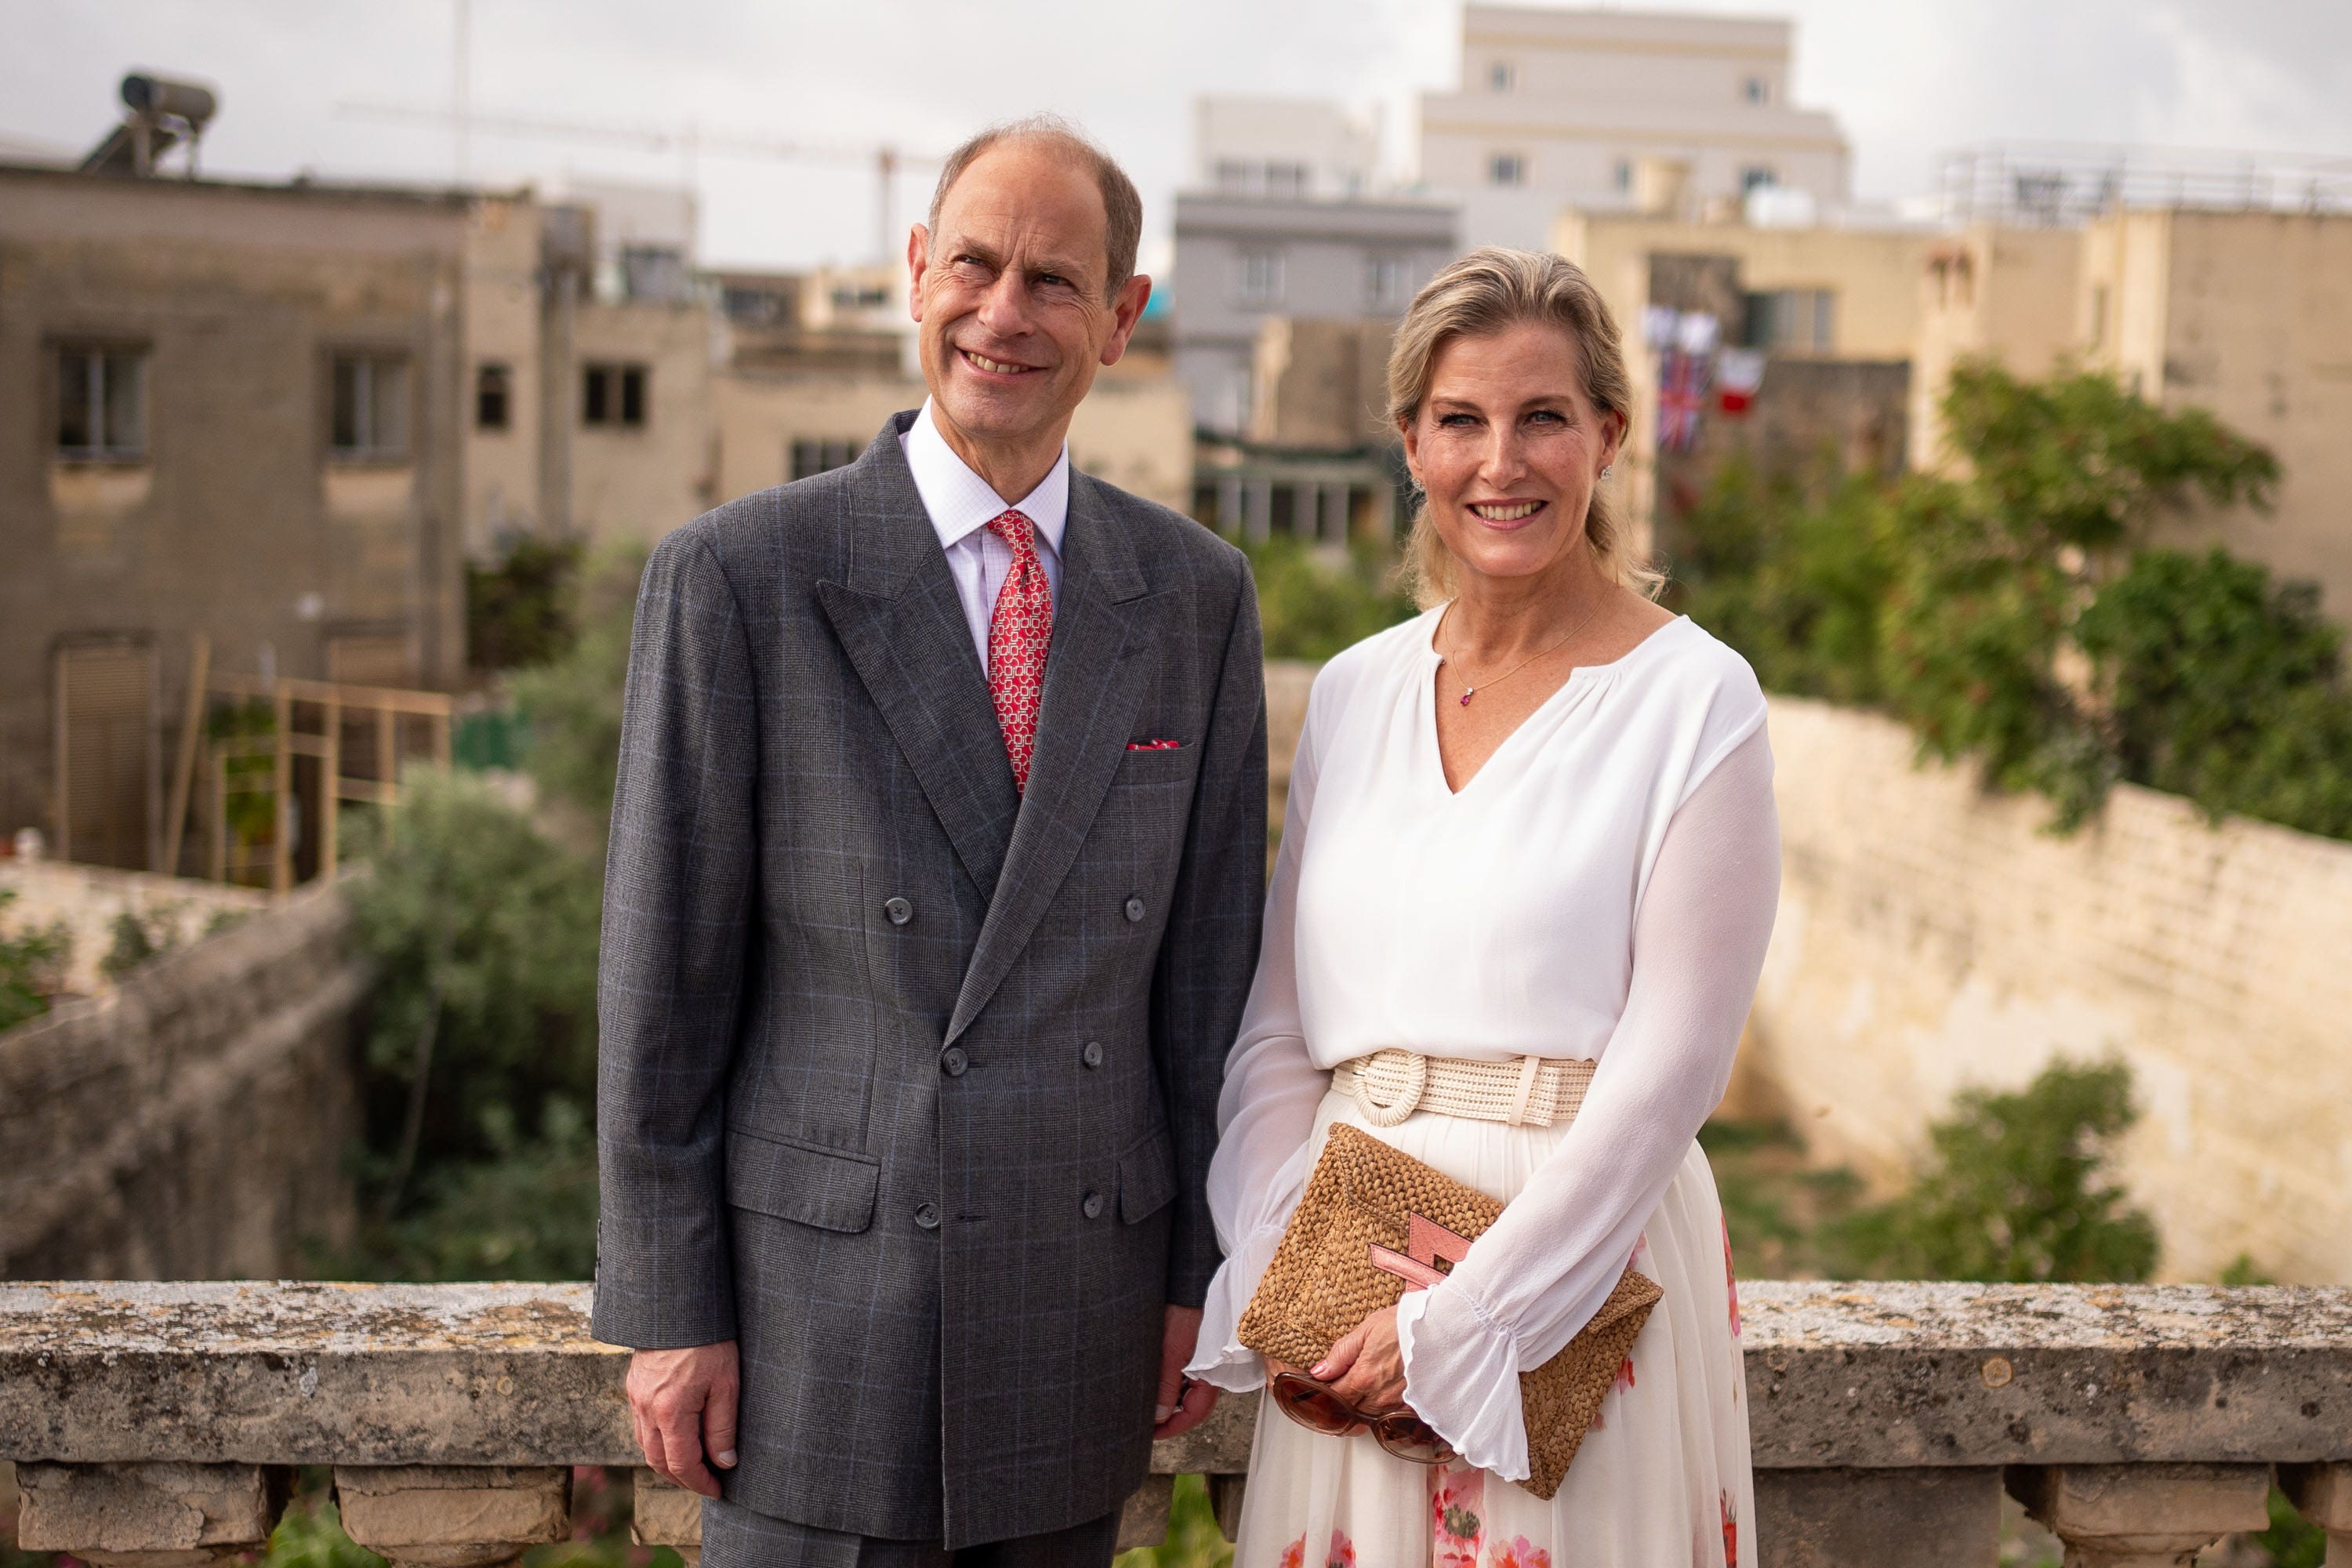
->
[1421, 5, 1851, 252]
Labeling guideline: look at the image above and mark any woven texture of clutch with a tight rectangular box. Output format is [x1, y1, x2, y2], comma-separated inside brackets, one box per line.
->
[1236, 1121, 1662, 1500]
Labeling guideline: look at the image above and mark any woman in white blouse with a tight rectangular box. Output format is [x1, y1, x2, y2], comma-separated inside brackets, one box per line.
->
[1185, 247, 1780, 1568]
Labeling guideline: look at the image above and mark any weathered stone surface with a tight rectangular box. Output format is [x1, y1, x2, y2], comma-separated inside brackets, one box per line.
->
[1742, 1281, 2352, 1467]
[0, 880, 363, 1279]
[15, 1460, 286, 1564]
[2009, 1463, 2271, 1568]
[0, 1282, 633, 1466]
[1115, 1474, 1172, 1552]
[1208, 1472, 1247, 1541]
[1755, 1467, 2001, 1567]
[630, 1468, 702, 1547]
[4, 1280, 2350, 1482]
[333, 1465, 569, 1568]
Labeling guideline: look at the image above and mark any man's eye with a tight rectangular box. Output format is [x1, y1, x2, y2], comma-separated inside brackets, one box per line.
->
[1036, 274, 1073, 289]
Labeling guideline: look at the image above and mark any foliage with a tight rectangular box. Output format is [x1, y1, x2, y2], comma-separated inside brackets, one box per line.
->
[249, 1467, 674, 1568]
[0, 889, 71, 1033]
[2256, 1485, 2329, 1568]
[1116, 1474, 1233, 1568]
[468, 537, 585, 673]
[510, 543, 647, 828]
[342, 1098, 601, 1283]
[208, 695, 280, 862]
[1246, 535, 1419, 662]
[2073, 549, 2352, 837]
[1671, 360, 2352, 840]
[1697, 1117, 1864, 1280]
[1825, 1060, 2159, 1284]
[100, 901, 192, 981]
[339, 768, 602, 1225]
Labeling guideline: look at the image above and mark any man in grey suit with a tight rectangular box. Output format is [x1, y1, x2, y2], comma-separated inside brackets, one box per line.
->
[591, 115, 1265, 1566]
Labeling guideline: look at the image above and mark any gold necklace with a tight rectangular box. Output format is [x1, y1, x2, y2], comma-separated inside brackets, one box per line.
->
[1436, 597, 1607, 707]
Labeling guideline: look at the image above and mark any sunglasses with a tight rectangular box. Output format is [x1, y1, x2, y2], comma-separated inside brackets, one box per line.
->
[1269, 1370, 1458, 1465]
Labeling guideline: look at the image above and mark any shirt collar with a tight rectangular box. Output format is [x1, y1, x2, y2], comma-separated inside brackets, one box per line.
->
[902, 397, 1069, 559]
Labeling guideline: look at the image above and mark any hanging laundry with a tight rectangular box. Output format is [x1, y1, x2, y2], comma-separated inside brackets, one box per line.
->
[1642, 304, 1679, 352]
[1675, 310, 1721, 355]
[1715, 349, 1766, 414]
[1658, 347, 1711, 452]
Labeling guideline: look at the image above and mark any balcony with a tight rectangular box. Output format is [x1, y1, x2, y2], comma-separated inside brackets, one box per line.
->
[5, 1279, 2350, 1566]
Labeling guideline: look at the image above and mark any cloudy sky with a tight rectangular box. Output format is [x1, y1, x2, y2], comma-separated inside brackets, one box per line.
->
[4, 0, 2347, 274]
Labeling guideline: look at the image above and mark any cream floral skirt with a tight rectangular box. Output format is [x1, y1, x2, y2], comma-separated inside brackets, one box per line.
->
[1230, 1090, 1753, 1568]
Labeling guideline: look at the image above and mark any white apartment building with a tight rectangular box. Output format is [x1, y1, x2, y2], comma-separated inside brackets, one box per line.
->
[1420, 5, 1851, 249]
[1195, 96, 1383, 200]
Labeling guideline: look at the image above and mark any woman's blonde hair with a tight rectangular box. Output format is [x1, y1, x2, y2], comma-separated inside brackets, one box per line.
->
[1387, 245, 1658, 606]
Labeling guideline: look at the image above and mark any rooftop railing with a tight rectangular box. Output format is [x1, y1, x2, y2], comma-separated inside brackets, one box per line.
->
[5, 1279, 2350, 1566]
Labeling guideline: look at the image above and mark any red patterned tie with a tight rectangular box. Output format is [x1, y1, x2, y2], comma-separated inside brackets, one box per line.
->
[985, 509, 1054, 791]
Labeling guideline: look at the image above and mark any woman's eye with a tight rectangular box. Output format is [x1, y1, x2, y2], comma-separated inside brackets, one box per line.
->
[1437, 412, 1477, 427]
[1526, 410, 1566, 426]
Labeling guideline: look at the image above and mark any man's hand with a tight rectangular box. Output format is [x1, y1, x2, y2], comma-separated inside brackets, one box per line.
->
[1152, 1305, 1218, 1440]
[626, 1341, 740, 1499]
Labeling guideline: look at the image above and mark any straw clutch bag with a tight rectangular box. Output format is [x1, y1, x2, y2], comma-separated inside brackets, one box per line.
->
[1236, 1121, 1662, 1500]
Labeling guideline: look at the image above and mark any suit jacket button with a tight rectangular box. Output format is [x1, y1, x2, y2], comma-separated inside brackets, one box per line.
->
[915, 1202, 941, 1231]
[941, 1047, 968, 1077]
[884, 897, 913, 925]
[1081, 1040, 1104, 1069]
[1081, 1191, 1105, 1220]
[1123, 897, 1146, 924]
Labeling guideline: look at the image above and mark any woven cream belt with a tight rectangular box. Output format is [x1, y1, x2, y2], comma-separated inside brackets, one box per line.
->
[1330, 1047, 1597, 1129]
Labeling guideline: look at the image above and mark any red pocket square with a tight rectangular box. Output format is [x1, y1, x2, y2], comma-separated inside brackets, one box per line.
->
[1126, 739, 1184, 750]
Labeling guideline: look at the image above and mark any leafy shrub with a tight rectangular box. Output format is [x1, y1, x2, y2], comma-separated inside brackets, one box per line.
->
[0, 889, 71, 1033]
[1246, 535, 1419, 661]
[509, 543, 647, 828]
[468, 536, 584, 673]
[1826, 1059, 2159, 1283]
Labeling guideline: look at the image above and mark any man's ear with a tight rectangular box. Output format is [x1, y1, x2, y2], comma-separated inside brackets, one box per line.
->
[906, 223, 930, 324]
[1098, 274, 1152, 368]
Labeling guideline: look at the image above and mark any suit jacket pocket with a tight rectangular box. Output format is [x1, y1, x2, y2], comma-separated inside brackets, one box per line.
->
[725, 1125, 881, 1234]
[1116, 1123, 1178, 1224]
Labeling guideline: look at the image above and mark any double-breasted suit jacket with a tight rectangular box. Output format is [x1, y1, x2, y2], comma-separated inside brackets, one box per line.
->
[590, 411, 1267, 1547]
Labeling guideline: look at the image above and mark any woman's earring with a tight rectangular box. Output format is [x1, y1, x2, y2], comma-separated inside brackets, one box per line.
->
[1601, 464, 1613, 477]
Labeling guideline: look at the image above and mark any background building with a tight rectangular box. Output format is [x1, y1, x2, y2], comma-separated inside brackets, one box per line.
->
[1421, 5, 1852, 250]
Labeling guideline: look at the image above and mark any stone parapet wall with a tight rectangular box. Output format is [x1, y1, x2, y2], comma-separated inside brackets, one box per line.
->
[4, 1279, 2349, 1564]
[1751, 696, 2352, 1286]
[0, 882, 365, 1279]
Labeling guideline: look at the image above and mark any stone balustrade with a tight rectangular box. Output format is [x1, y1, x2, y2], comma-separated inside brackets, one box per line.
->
[5, 1280, 2350, 1566]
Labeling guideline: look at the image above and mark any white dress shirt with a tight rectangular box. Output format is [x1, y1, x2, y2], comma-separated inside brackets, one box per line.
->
[900, 398, 1069, 673]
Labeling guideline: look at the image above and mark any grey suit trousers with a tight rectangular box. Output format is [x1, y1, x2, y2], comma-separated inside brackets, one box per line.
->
[700, 1495, 1120, 1568]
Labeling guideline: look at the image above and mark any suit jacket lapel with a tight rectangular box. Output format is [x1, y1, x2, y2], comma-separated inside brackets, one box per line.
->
[947, 471, 1160, 1044]
[814, 415, 1022, 899]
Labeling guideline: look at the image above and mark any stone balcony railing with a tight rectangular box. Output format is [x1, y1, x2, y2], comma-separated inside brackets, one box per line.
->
[5, 1282, 2350, 1568]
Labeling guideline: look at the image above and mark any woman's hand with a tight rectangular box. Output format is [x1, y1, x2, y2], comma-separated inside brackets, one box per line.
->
[1315, 1305, 1408, 1411]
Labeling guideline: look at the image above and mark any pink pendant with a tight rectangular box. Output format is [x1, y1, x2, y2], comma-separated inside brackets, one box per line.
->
[1460, 690, 1474, 706]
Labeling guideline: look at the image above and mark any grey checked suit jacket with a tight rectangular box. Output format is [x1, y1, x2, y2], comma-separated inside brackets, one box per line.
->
[590, 412, 1267, 1548]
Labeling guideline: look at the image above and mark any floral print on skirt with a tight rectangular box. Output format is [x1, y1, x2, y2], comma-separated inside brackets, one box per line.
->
[1231, 1091, 1754, 1568]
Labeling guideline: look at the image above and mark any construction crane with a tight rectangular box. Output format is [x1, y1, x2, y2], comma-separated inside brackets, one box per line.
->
[339, 99, 941, 264]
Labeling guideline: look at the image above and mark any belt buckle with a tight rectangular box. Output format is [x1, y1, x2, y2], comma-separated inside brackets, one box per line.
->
[1353, 1049, 1428, 1127]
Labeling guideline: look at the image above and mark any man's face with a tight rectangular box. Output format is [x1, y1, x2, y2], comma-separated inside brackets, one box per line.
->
[909, 140, 1149, 454]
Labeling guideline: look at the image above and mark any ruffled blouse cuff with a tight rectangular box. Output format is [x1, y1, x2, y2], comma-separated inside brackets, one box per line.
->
[1396, 1276, 1533, 1482]
[1183, 1220, 1289, 1391]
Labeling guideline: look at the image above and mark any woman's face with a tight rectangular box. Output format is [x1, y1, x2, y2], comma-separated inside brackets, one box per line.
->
[1401, 321, 1626, 592]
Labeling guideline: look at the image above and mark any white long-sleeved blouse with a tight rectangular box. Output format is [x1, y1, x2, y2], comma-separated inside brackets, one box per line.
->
[1185, 604, 1783, 1480]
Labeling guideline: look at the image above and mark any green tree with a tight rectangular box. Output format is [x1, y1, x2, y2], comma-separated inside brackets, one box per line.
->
[1247, 535, 1418, 661]
[1828, 1059, 2160, 1284]
[340, 768, 602, 1218]
[509, 543, 646, 829]
[467, 536, 584, 673]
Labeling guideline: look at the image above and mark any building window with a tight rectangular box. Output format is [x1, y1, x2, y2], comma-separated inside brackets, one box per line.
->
[790, 439, 860, 481]
[1744, 76, 1769, 104]
[1613, 157, 1633, 193]
[330, 354, 408, 459]
[1740, 165, 1779, 194]
[1365, 254, 1411, 309]
[583, 363, 648, 429]
[1265, 162, 1308, 199]
[1490, 153, 1525, 188]
[1742, 289, 1836, 352]
[1490, 60, 1515, 92]
[55, 345, 147, 461]
[475, 363, 512, 432]
[1240, 248, 1284, 306]
[1213, 158, 1250, 194]
[2089, 282, 2111, 349]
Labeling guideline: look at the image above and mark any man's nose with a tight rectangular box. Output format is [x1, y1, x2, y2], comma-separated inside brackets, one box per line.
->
[974, 269, 1033, 339]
